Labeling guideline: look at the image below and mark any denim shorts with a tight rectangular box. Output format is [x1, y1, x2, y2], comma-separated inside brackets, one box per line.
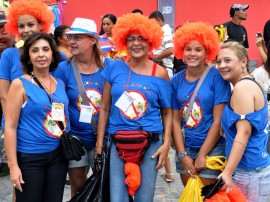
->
[69, 147, 95, 168]
[233, 165, 270, 202]
[175, 144, 225, 179]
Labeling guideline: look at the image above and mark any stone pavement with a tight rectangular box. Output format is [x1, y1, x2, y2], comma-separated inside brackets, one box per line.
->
[0, 148, 184, 202]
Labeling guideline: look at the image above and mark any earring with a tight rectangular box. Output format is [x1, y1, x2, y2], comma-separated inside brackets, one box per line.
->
[241, 67, 245, 78]
[52, 58, 54, 63]
[28, 60, 31, 64]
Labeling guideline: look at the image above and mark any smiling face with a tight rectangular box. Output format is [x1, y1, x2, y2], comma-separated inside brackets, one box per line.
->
[126, 33, 150, 60]
[18, 14, 42, 41]
[183, 40, 208, 69]
[68, 34, 96, 56]
[216, 47, 247, 85]
[29, 39, 53, 71]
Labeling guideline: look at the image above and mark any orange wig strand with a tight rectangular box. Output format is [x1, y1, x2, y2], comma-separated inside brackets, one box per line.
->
[5, 0, 54, 39]
[112, 13, 163, 51]
[173, 22, 220, 62]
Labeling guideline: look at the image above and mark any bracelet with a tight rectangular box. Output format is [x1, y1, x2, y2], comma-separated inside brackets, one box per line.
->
[177, 151, 187, 160]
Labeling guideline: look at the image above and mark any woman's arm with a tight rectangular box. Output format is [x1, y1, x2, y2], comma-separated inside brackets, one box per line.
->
[172, 109, 196, 175]
[195, 103, 226, 171]
[152, 107, 172, 169]
[95, 81, 111, 155]
[256, 37, 267, 64]
[5, 79, 26, 192]
[0, 79, 11, 120]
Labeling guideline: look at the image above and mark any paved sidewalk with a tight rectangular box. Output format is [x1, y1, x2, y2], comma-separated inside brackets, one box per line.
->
[0, 148, 184, 202]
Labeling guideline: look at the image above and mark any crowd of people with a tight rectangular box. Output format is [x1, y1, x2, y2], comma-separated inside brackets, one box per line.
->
[0, 1, 270, 202]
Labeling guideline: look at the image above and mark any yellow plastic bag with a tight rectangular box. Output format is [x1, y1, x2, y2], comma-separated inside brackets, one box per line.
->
[179, 175, 204, 202]
[179, 156, 227, 202]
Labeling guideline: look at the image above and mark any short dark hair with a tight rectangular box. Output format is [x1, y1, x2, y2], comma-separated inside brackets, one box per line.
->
[102, 14, 117, 25]
[53, 25, 69, 46]
[132, 9, 143, 15]
[21, 33, 61, 74]
[149, 11, 164, 22]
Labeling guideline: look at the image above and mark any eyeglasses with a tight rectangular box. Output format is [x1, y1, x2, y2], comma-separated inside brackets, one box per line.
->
[66, 34, 89, 42]
[126, 36, 147, 43]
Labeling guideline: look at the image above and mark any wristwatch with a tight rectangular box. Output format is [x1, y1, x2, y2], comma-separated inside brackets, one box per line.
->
[177, 151, 188, 160]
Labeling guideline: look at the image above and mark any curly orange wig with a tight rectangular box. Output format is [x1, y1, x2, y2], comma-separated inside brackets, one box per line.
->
[5, 0, 54, 39]
[112, 13, 163, 51]
[173, 22, 220, 62]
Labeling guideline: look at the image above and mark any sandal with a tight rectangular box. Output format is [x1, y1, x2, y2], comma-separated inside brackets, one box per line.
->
[160, 173, 174, 183]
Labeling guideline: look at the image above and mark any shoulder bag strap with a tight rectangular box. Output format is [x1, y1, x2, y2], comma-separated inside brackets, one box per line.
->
[184, 66, 211, 121]
[31, 74, 64, 130]
[71, 58, 97, 133]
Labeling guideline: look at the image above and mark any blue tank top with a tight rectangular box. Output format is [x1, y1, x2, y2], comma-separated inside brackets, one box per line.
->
[17, 77, 70, 154]
[222, 78, 270, 170]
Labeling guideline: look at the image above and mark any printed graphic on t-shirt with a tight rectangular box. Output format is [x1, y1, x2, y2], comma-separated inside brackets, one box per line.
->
[120, 90, 148, 119]
[182, 100, 202, 127]
[77, 88, 102, 115]
[44, 110, 67, 138]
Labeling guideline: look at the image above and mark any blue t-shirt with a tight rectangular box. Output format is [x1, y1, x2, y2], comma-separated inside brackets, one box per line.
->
[222, 85, 270, 170]
[53, 57, 113, 147]
[17, 77, 70, 154]
[171, 67, 231, 148]
[0, 48, 24, 127]
[102, 60, 172, 135]
[0, 48, 23, 81]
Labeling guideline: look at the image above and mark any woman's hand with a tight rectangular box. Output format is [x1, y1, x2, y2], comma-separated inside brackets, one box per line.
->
[181, 156, 197, 178]
[218, 171, 233, 193]
[9, 165, 24, 192]
[94, 146, 102, 159]
[194, 153, 207, 172]
[151, 142, 170, 169]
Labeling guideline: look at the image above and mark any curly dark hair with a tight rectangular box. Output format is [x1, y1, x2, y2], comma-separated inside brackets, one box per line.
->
[21, 33, 61, 74]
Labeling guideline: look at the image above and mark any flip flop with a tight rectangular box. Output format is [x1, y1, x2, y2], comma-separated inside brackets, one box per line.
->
[160, 173, 174, 183]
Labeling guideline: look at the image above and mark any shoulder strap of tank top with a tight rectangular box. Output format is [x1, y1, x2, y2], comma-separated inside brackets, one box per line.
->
[151, 62, 157, 76]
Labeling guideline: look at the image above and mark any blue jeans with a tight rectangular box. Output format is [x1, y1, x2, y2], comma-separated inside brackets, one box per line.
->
[233, 165, 270, 202]
[16, 147, 68, 202]
[110, 136, 162, 202]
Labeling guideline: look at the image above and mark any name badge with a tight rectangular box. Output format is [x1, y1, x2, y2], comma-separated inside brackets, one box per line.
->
[51, 103, 65, 121]
[115, 91, 134, 112]
[79, 105, 93, 124]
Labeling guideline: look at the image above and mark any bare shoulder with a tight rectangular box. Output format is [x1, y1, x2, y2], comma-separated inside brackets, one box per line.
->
[154, 64, 170, 81]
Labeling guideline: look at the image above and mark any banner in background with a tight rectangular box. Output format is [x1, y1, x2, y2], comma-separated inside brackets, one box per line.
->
[158, 0, 175, 31]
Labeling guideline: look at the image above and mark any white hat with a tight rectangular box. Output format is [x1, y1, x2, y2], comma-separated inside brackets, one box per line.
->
[66, 18, 99, 39]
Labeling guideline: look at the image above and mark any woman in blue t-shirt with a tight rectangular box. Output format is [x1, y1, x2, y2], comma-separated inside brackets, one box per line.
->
[217, 41, 270, 201]
[5, 33, 69, 202]
[171, 22, 231, 188]
[53, 17, 113, 197]
[95, 13, 172, 202]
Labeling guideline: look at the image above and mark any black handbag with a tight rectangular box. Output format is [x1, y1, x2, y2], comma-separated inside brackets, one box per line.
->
[69, 146, 110, 202]
[61, 131, 85, 161]
[30, 74, 85, 161]
[201, 177, 225, 199]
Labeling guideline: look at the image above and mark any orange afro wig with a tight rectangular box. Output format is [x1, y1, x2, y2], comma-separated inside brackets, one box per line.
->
[112, 13, 163, 51]
[173, 22, 220, 62]
[5, 0, 54, 39]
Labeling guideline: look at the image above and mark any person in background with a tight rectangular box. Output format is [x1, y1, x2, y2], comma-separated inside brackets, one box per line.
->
[99, 14, 117, 58]
[223, 4, 249, 48]
[53, 17, 113, 197]
[217, 41, 270, 202]
[171, 22, 231, 189]
[149, 11, 174, 78]
[256, 20, 270, 64]
[149, 10, 174, 182]
[131, 8, 143, 15]
[5, 32, 69, 202]
[53, 24, 72, 61]
[0, 12, 15, 176]
[95, 13, 172, 202]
